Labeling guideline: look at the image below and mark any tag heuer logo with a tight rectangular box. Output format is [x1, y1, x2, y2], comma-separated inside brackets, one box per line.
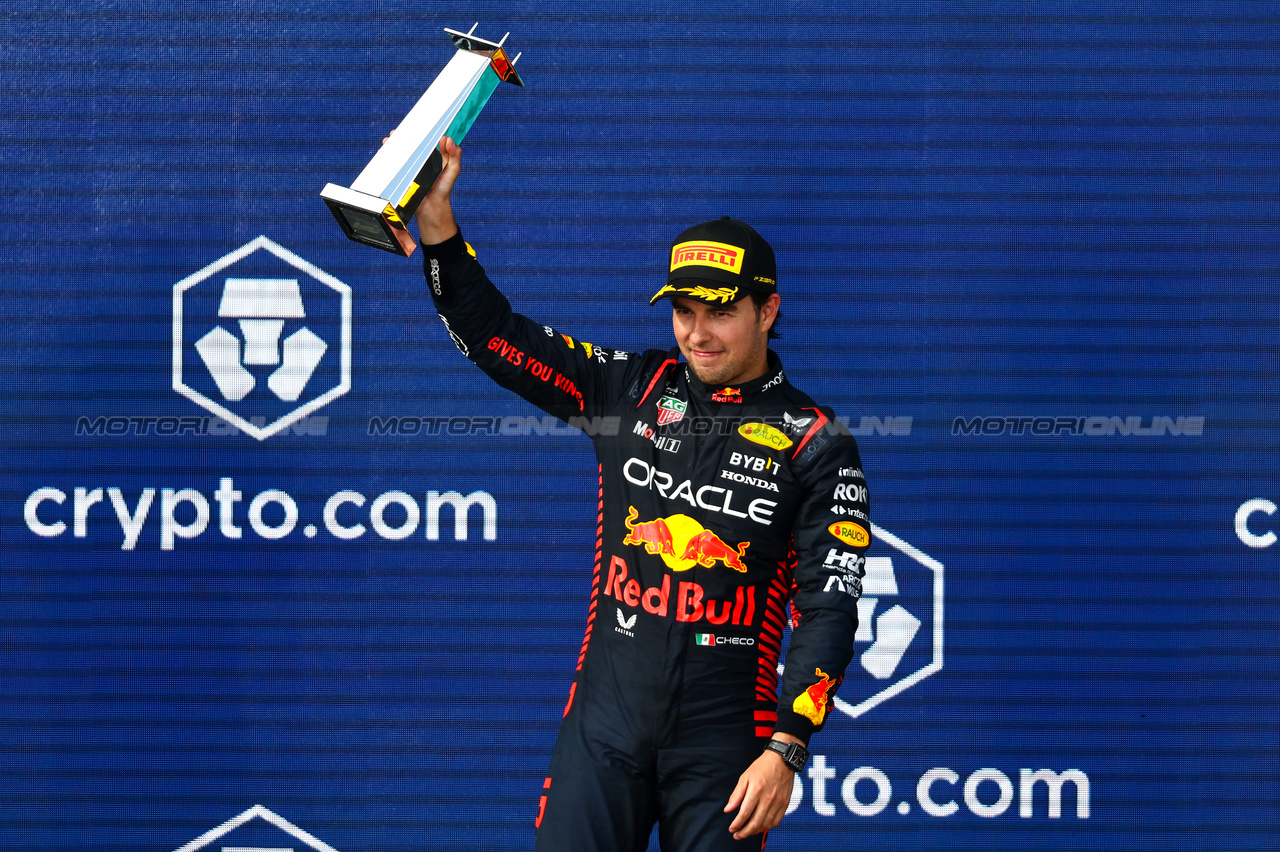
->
[656, 396, 687, 426]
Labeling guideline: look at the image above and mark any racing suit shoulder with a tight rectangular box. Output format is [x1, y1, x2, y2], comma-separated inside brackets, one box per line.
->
[423, 232, 652, 424]
[772, 393, 870, 742]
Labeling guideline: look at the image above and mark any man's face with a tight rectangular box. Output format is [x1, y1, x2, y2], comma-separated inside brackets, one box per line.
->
[670, 293, 779, 386]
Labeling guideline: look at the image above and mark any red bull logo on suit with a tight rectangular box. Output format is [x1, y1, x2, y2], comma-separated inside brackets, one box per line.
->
[793, 667, 837, 725]
[613, 509, 756, 627]
[605, 554, 757, 627]
[622, 506, 749, 572]
[622, 506, 676, 556]
[681, 529, 748, 572]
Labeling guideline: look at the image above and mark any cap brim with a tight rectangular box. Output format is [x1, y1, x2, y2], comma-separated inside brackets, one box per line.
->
[649, 280, 748, 306]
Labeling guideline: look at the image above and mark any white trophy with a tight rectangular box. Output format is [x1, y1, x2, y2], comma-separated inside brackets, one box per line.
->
[321, 25, 523, 256]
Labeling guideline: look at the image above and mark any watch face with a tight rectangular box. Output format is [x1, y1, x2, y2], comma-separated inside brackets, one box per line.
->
[769, 740, 808, 771]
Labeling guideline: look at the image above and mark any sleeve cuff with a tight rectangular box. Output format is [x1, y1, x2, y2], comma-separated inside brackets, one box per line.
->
[772, 709, 819, 743]
[420, 229, 469, 261]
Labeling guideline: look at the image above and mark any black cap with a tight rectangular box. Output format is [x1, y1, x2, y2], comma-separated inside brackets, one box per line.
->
[649, 216, 777, 306]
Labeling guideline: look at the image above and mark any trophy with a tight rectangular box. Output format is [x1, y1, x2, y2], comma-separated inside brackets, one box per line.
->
[321, 25, 523, 257]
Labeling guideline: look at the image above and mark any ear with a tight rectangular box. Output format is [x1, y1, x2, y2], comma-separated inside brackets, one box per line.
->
[759, 293, 781, 332]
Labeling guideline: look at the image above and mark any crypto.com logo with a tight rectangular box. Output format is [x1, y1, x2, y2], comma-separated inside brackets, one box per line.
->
[173, 236, 351, 440]
[786, 523, 944, 720]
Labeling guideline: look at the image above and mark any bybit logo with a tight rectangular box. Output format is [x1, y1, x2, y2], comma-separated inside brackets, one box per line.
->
[173, 236, 351, 440]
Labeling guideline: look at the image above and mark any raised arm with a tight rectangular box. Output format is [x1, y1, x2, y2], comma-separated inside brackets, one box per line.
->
[414, 137, 650, 423]
[414, 136, 461, 245]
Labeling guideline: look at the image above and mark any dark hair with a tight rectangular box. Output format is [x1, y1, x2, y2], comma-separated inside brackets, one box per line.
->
[750, 292, 781, 340]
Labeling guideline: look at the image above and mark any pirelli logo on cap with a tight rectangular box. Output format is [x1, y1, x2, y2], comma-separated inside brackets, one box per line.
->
[671, 240, 745, 276]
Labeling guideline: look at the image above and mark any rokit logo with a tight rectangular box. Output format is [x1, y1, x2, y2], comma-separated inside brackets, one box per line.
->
[784, 524, 944, 720]
[174, 236, 351, 440]
[173, 805, 339, 852]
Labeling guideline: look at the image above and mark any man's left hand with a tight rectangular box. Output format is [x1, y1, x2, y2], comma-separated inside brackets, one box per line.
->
[724, 739, 801, 840]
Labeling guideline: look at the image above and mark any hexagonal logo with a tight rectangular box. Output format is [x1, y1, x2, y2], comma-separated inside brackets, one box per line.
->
[173, 804, 340, 852]
[782, 523, 944, 720]
[173, 236, 351, 440]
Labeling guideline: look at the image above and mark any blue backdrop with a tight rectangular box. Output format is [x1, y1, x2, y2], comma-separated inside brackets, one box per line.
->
[2, 2, 1277, 850]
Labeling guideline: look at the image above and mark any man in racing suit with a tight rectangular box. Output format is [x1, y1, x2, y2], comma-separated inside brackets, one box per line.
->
[417, 138, 869, 851]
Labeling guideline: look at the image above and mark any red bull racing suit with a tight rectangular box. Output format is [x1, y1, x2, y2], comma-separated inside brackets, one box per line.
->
[424, 232, 870, 851]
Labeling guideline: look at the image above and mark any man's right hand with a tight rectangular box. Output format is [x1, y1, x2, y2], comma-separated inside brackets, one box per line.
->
[415, 135, 461, 245]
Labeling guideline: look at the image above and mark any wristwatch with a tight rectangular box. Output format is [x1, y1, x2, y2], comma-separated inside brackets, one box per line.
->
[764, 738, 810, 772]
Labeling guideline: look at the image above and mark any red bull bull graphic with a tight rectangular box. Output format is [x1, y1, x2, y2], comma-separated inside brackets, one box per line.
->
[622, 506, 676, 556]
[621, 508, 750, 573]
[680, 529, 749, 572]
[793, 667, 837, 725]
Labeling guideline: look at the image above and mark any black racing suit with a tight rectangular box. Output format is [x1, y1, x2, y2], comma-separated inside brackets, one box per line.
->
[423, 232, 870, 852]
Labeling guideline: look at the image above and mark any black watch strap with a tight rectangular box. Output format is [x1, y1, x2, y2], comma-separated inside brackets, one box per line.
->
[764, 738, 809, 772]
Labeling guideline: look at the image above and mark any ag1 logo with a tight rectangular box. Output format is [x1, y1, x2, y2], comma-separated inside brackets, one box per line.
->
[173, 236, 351, 440]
